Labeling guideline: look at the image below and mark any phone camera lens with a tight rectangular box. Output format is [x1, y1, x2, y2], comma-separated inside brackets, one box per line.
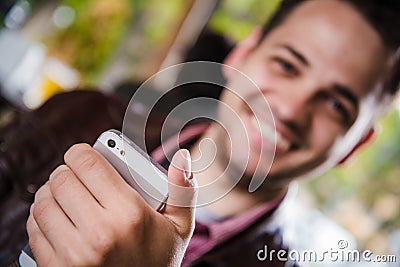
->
[107, 139, 116, 148]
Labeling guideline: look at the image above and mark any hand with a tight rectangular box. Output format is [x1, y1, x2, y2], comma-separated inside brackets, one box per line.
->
[26, 144, 197, 267]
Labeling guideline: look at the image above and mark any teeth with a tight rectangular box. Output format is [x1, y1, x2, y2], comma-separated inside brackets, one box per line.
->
[251, 116, 274, 143]
[251, 116, 291, 152]
[276, 131, 290, 151]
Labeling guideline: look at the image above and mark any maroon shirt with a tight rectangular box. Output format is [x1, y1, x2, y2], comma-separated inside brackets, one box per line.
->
[183, 199, 284, 266]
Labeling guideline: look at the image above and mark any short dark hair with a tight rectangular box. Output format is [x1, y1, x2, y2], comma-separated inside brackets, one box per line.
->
[262, 0, 400, 96]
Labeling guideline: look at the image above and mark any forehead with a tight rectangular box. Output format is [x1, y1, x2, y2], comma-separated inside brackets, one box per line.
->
[260, 0, 389, 98]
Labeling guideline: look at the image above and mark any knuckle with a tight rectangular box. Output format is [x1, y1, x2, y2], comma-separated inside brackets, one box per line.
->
[27, 238, 43, 264]
[51, 164, 70, 177]
[85, 250, 107, 267]
[89, 226, 116, 257]
[34, 183, 50, 201]
[65, 143, 93, 164]
[28, 232, 39, 251]
[59, 244, 100, 267]
[122, 208, 148, 238]
[134, 207, 147, 223]
[32, 198, 51, 220]
[122, 202, 147, 227]
[67, 143, 92, 155]
[26, 216, 38, 240]
[49, 166, 71, 190]
[71, 148, 100, 172]
[63, 249, 87, 267]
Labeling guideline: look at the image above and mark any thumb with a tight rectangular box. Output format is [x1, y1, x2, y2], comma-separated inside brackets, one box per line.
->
[163, 149, 197, 235]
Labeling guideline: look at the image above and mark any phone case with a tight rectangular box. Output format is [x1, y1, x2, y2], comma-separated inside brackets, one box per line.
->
[93, 129, 169, 211]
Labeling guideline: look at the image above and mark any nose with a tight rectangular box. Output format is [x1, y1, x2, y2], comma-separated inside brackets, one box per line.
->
[272, 86, 313, 134]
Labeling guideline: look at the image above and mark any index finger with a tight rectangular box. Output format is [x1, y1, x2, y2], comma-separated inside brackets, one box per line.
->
[64, 143, 137, 208]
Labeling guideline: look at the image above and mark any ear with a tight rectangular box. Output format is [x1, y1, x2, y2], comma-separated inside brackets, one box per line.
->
[338, 128, 375, 165]
[222, 26, 263, 79]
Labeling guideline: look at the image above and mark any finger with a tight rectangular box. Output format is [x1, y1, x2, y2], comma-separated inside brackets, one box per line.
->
[26, 210, 55, 266]
[64, 144, 131, 208]
[163, 149, 198, 236]
[49, 165, 103, 230]
[32, 184, 78, 252]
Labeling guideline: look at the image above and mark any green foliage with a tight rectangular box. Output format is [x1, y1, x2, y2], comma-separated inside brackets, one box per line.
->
[209, 0, 282, 41]
[46, 0, 133, 84]
[142, 0, 186, 45]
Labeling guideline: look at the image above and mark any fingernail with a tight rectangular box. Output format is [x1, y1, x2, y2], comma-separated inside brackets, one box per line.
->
[182, 149, 192, 181]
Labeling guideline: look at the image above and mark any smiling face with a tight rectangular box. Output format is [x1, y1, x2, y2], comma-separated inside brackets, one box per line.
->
[216, 0, 390, 187]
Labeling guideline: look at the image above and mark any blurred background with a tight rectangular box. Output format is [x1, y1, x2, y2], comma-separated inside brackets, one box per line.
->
[0, 0, 398, 262]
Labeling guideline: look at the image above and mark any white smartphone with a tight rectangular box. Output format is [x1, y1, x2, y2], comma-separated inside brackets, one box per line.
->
[92, 129, 169, 211]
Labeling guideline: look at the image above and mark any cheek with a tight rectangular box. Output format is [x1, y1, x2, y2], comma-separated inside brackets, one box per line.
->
[225, 61, 272, 99]
[219, 90, 240, 110]
[309, 116, 344, 158]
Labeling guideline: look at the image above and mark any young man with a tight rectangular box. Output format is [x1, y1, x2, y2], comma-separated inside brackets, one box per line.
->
[26, 0, 399, 266]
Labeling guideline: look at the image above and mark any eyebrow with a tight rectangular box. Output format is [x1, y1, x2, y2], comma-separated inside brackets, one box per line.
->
[332, 84, 359, 110]
[277, 44, 359, 110]
[278, 44, 310, 67]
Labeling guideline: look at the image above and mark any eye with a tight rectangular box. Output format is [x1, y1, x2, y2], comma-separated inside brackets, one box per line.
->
[274, 58, 299, 76]
[326, 97, 350, 124]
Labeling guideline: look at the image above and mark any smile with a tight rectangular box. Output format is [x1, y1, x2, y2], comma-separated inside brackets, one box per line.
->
[250, 115, 291, 152]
